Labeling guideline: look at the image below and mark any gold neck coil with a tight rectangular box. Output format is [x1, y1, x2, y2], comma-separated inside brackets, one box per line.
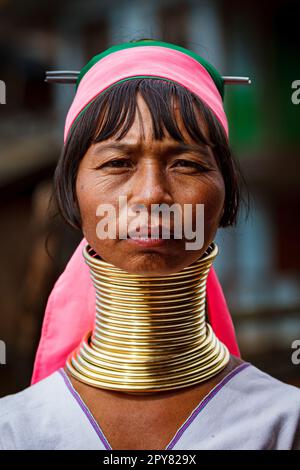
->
[66, 242, 230, 393]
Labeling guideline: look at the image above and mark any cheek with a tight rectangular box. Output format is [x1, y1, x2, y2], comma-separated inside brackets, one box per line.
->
[76, 170, 104, 234]
[202, 178, 225, 224]
[76, 176, 91, 222]
[198, 180, 225, 244]
[178, 174, 225, 223]
[76, 169, 122, 246]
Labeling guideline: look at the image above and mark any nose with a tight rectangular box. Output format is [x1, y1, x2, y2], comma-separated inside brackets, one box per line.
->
[128, 161, 173, 209]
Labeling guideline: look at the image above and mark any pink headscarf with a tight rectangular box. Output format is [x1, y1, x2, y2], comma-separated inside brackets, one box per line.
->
[64, 45, 228, 143]
[31, 42, 240, 384]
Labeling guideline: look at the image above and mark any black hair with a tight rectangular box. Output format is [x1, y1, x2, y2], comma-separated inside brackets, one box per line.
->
[54, 77, 244, 229]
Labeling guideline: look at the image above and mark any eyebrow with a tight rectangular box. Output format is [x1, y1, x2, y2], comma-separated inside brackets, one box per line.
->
[92, 141, 211, 157]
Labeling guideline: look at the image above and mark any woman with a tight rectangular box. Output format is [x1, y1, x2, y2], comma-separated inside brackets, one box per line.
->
[0, 39, 299, 450]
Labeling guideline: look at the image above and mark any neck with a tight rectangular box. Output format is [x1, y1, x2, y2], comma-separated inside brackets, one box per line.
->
[66, 242, 230, 394]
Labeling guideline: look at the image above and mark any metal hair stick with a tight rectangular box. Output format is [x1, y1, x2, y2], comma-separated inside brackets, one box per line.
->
[45, 71, 252, 85]
[222, 76, 252, 85]
[46, 71, 80, 75]
[45, 71, 80, 84]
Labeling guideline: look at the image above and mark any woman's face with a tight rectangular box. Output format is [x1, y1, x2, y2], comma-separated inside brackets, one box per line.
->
[76, 93, 225, 275]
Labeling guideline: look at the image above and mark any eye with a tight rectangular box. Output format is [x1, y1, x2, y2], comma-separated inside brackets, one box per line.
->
[105, 159, 131, 167]
[97, 158, 132, 169]
[172, 159, 210, 172]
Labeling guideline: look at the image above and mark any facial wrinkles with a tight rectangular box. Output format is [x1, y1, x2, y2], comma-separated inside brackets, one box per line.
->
[78, 137, 224, 228]
[77, 94, 225, 249]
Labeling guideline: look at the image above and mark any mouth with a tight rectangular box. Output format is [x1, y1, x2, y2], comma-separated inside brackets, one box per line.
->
[127, 225, 176, 239]
[126, 225, 177, 247]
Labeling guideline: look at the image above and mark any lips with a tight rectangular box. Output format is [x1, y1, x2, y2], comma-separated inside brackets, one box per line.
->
[128, 225, 175, 239]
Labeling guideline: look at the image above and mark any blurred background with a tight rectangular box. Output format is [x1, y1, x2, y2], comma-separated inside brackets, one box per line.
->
[0, 0, 299, 396]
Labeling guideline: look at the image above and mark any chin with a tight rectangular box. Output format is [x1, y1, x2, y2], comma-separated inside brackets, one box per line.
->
[114, 250, 190, 276]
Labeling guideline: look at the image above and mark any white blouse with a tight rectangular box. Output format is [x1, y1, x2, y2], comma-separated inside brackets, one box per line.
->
[0, 362, 299, 450]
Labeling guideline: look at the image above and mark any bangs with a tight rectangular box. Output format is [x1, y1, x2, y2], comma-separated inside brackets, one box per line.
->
[72, 78, 221, 149]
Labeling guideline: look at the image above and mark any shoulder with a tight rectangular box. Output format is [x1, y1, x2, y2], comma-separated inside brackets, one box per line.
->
[222, 356, 300, 407]
[237, 361, 300, 404]
[0, 369, 69, 449]
[0, 369, 63, 414]
[226, 361, 300, 449]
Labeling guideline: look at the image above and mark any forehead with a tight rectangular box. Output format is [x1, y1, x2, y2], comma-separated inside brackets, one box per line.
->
[120, 92, 209, 144]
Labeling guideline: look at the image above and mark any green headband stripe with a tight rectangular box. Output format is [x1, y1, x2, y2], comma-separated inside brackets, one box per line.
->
[75, 40, 224, 100]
